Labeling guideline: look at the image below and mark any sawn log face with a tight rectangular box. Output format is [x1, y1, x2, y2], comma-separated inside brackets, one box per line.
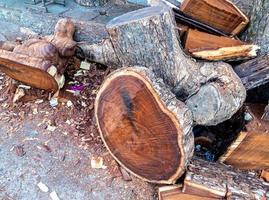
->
[95, 66, 194, 184]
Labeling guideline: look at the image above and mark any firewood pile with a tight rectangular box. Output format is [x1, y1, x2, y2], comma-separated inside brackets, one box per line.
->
[0, 0, 268, 199]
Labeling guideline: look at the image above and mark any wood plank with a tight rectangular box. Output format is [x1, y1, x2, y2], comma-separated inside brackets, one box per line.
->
[220, 104, 269, 170]
[180, 0, 249, 35]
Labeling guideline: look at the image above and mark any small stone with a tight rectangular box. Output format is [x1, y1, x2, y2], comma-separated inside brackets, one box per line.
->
[244, 112, 253, 122]
[37, 182, 49, 193]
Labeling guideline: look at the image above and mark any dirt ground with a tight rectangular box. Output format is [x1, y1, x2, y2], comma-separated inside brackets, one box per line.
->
[0, 63, 156, 200]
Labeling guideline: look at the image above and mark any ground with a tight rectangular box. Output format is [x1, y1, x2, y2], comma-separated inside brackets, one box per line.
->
[0, 1, 156, 199]
[0, 65, 156, 200]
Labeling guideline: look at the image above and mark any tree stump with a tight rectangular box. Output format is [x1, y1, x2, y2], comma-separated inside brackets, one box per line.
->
[95, 66, 194, 184]
[86, 5, 246, 126]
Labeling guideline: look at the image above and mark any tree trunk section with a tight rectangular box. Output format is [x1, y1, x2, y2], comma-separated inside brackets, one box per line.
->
[243, 0, 269, 55]
[95, 66, 194, 184]
[184, 157, 269, 199]
[86, 5, 246, 126]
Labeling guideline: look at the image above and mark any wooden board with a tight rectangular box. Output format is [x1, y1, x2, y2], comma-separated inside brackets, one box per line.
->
[95, 67, 194, 184]
[220, 104, 269, 170]
[180, 0, 249, 35]
[184, 29, 259, 61]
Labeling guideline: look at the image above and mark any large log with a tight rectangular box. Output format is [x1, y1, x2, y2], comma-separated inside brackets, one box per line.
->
[95, 66, 194, 184]
[183, 158, 269, 199]
[234, 54, 269, 91]
[220, 104, 269, 170]
[84, 5, 246, 126]
[243, 0, 269, 55]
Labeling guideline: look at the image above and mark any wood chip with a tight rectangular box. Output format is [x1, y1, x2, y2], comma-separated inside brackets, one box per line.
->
[37, 182, 49, 193]
[50, 191, 60, 200]
[91, 156, 107, 169]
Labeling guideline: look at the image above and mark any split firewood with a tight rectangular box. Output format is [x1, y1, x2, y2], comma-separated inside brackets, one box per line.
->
[220, 104, 269, 170]
[243, 0, 269, 55]
[180, 0, 249, 36]
[234, 54, 269, 91]
[95, 67, 194, 184]
[184, 29, 259, 61]
[85, 5, 246, 126]
[183, 158, 268, 199]
[158, 185, 217, 200]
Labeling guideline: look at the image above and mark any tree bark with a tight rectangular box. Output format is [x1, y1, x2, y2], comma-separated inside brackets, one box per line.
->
[184, 157, 269, 199]
[95, 66, 194, 184]
[84, 5, 246, 126]
[234, 54, 269, 90]
[243, 0, 269, 55]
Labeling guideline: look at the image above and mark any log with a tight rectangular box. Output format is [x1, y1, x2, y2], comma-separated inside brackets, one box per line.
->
[234, 54, 269, 90]
[95, 66, 194, 184]
[0, 54, 58, 92]
[220, 104, 269, 170]
[0, 41, 17, 52]
[180, 0, 249, 36]
[184, 29, 259, 61]
[0, 18, 76, 91]
[184, 157, 269, 199]
[243, 0, 269, 55]
[86, 5, 246, 126]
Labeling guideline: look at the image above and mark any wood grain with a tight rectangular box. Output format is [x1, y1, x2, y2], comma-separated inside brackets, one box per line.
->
[181, 0, 249, 35]
[95, 67, 194, 184]
[0, 56, 58, 92]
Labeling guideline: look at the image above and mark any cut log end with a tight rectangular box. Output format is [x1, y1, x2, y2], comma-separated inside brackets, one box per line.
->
[95, 67, 194, 184]
[0, 56, 58, 92]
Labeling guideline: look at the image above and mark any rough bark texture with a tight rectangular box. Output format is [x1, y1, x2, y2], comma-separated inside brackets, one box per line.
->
[85, 6, 246, 126]
[234, 54, 269, 90]
[243, 0, 269, 55]
[95, 66, 194, 184]
[184, 157, 269, 200]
